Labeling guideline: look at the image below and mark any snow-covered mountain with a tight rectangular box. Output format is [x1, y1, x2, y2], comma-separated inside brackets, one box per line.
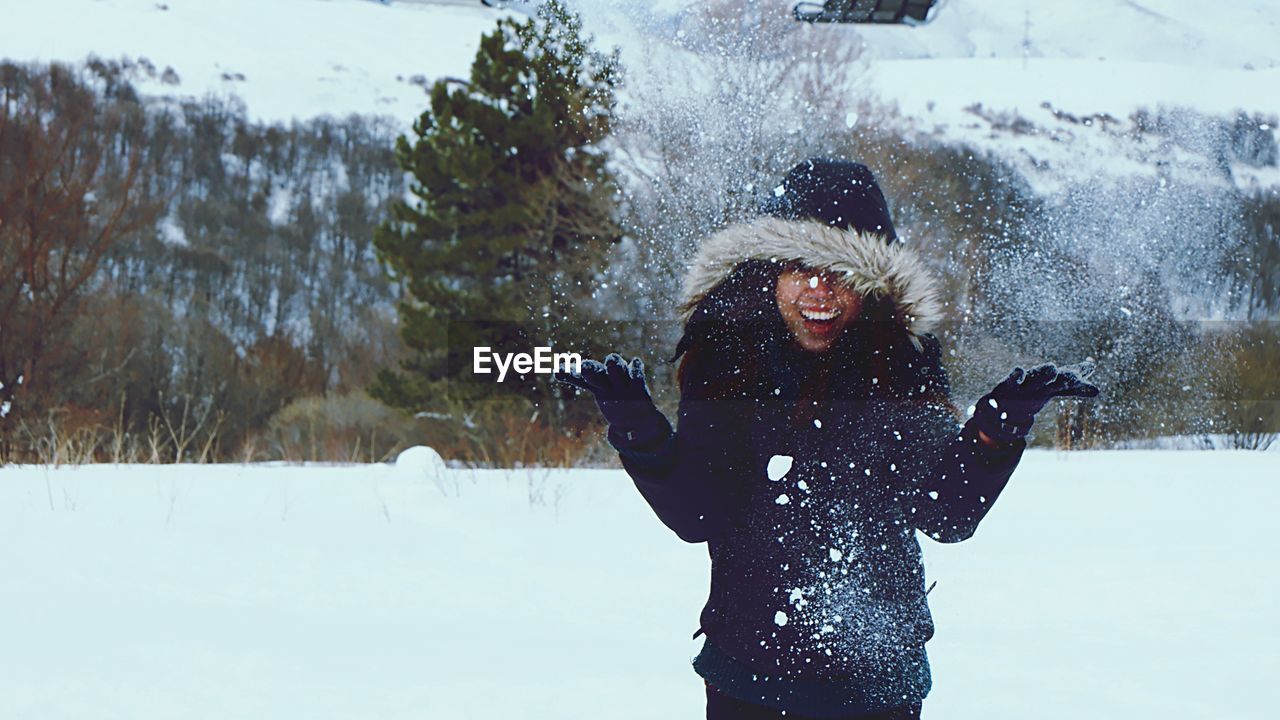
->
[590, 0, 1280, 191]
[4, 0, 1276, 119]
[0, 0, 502, 122]
[2, 0, 1276, 189]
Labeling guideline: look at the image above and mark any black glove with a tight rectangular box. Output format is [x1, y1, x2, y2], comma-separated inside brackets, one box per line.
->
[971, 361, 1100, 443]
[555, 353, 672, 447]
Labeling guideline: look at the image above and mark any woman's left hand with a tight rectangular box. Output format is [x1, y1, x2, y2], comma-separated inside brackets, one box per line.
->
[971, 361, 1100, 444]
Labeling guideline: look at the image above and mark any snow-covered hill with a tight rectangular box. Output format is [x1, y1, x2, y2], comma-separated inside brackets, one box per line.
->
[2, 0, 1276, 190]
[0, 0, 503, 121]
[2, 451, 1277, 719]
[604, 0, 1280, 191]
[851, 0, 1280, 191]
[4, 0, 1276, 121]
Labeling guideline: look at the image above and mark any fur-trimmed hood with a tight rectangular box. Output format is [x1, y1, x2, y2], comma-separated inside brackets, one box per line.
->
[679, 217, 943, 348]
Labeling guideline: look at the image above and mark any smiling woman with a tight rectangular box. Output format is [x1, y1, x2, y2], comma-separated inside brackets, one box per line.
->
[558, 158, 1099, 720]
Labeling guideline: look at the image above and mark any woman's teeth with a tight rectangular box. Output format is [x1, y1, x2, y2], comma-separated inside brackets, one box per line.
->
[800, 308, 839, 321]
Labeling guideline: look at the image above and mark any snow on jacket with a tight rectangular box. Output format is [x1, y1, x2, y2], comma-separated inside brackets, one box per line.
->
[610, 217, 1027, 716]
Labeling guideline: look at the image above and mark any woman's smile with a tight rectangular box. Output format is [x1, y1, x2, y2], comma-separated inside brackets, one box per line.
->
[798, 306, 840, 321]
[777, 267, 862, 353]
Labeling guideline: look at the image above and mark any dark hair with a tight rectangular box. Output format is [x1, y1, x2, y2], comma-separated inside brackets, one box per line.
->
[674, 261, 926, 407]
[674, 260, 788, 401]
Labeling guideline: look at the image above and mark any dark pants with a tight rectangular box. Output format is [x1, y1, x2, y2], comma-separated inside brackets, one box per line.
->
[706, 682, 922, 720]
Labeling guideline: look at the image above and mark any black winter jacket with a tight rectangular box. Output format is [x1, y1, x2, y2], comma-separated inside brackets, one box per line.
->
[609, 217, 1026, 716]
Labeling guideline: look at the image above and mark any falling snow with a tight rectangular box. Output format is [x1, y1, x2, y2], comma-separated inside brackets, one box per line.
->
[767, 455, 794, 481]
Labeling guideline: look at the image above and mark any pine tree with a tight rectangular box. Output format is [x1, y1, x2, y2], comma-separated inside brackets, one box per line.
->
[372, 0, 621, 415]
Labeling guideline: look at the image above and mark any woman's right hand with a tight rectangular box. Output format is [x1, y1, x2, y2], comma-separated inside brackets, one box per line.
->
[555, 354, 669, 445]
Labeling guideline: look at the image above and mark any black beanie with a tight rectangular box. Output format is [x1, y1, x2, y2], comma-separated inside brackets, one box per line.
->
[761, 158, 897, 241]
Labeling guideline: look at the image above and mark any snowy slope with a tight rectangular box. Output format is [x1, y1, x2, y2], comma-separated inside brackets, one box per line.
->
[2, 0, 1276, 123]
[2, 0, 1276, 192]
[0, 0, 504, 122]
[853, 0, 1280, 68]
[849, 0, 1280, 191]
[1, 451, 1277, 719]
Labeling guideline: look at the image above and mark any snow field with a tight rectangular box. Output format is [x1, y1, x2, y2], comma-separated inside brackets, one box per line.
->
[1, 450, 1277, 719]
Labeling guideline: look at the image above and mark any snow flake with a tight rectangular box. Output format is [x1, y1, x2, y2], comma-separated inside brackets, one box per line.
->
[776, 494, 790, 505]
[814, 419, 822, 429]
[829, 548, 843, 562]
[767, 455, 794, 481]
[774, 611, 789, 626]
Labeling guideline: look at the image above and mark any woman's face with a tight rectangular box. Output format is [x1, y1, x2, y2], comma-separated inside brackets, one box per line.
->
[775, 266, 862, 354]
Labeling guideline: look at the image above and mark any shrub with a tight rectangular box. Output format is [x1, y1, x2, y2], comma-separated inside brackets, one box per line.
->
[258, 392, 419, 463]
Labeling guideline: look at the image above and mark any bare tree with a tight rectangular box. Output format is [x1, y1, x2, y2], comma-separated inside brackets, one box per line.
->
[0, 63, 161, 445]
[609, 0, 869, 319]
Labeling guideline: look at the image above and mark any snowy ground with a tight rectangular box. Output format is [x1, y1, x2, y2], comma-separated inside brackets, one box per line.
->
[2, 450, 1277, 719]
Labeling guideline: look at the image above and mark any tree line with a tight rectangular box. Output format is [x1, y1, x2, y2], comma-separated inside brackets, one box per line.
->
[1, 0, 1276, 463]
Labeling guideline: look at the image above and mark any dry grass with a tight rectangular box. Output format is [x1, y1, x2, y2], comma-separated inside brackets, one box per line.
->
[0, 404, 222, 466]
[0, 393, 600, 468]
[412, 395, 599, 468]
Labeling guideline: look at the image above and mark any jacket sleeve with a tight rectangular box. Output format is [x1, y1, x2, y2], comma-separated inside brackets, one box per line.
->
[897, 335, 1027, 543]
[608, 397, 746, 544]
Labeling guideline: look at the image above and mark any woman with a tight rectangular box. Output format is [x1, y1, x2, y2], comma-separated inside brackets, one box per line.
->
[558, 159, 1098, 719]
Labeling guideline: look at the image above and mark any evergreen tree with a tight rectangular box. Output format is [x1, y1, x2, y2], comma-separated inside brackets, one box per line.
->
[372, 0, 621, 415]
